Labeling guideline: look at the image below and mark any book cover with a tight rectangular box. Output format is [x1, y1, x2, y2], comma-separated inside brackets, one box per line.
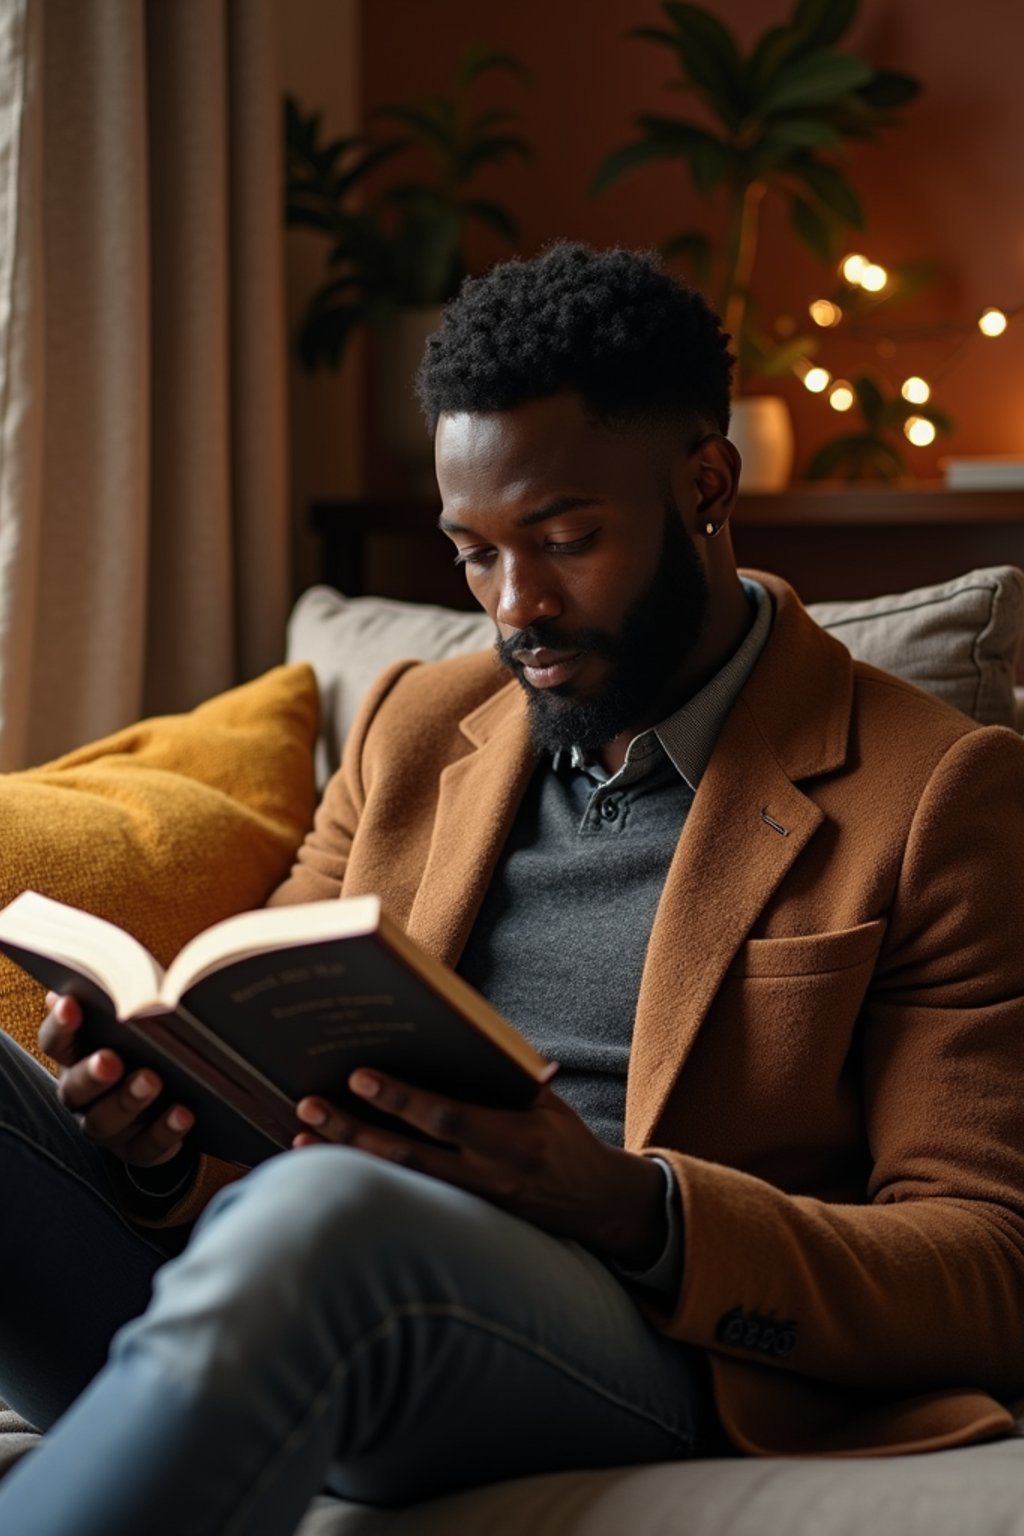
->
[0, 893, 554, 1165]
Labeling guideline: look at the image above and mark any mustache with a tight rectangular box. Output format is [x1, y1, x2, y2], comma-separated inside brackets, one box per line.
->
[495, 625, 618, 668]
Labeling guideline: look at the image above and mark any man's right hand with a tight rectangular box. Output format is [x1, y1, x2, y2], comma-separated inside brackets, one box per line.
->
[40, 992, 196, 1168]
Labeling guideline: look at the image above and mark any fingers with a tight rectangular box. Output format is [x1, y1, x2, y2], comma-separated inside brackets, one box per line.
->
[38, 991, 84, 1065]
[293, 1072, 536, 1198]
[43, 992, 196, 1166]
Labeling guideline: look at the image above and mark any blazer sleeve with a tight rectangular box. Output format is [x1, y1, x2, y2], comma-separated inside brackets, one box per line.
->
[646, 724, 1024, 1399]
[265, 660, 421, 907]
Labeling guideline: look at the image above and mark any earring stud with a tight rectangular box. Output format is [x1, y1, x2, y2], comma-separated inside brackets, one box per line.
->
[705, 520, 717, 536]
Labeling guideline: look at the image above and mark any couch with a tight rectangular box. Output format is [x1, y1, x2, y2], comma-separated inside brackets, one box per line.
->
[2, 565, 1024, 1534]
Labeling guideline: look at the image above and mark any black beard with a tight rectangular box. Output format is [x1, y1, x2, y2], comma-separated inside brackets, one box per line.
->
[496, 504, 709, 754]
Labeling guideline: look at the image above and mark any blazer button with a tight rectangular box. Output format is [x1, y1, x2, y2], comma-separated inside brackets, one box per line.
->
[600, 798, 619, 822]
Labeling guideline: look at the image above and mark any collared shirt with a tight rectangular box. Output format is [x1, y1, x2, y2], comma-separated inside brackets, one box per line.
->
[556, 575, 772, 797]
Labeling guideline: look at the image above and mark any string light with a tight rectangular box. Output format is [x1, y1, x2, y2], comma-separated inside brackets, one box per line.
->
[904, 416, 937, 447]
[809, 299, 843, 327]
[901, 376, 931, 404]
[978, 307, 1008, 337]
[798, 254, 1020, 461]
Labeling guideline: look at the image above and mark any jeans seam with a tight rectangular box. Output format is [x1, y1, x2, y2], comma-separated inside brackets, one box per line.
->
[0, 1117, 165, 1256]
[224, 1299, 691, 1533]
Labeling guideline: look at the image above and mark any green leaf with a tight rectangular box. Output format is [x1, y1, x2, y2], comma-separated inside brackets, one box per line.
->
[661, 229, 714, 283]
[806, 434, 866, 479]
[457, 47, 530, 90]
[853, 374, 886, 430]
[661, 2, 745, 126]
[805, 432, 904, 482]
[746, 25, 802, 105]
[591, 134, 700, 195]
[628, 25, 679, 49]
[759, 48, 874, 116]
[457, 197, 519, 242]
[373, 103, 457, 156]
[332, 139, 409, 200]
[456, 133, 532, 182]
[888, 257, 939, 298]
[635, 115, 734, 191]
[760, 116, 842, 152]
[791, 0, 859, 52]
[856, 69, 921, 109]
[788, 195, 836, 263]
[790, 158, 864, 226]
[754, 334, 817, 377]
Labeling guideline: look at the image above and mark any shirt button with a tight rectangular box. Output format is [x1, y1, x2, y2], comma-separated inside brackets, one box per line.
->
[600, 798, 619, 822]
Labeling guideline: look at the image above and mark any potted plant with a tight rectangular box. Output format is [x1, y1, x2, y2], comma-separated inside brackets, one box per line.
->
[285, 47, 531, 487]
[592, 0, 920, 489]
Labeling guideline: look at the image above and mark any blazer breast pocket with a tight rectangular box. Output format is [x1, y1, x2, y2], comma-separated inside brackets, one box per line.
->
[729, 919, 887, 980]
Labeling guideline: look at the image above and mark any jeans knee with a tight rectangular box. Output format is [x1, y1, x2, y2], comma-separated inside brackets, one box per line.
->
[116, 1148, 479, 1391]
[166, 1147, 468, 1322]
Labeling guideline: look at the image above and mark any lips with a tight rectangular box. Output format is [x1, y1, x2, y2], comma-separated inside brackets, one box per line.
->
[512, 648, 583, 689]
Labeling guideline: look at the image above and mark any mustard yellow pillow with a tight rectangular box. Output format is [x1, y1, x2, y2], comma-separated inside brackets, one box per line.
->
[0, 664, 319, 1065]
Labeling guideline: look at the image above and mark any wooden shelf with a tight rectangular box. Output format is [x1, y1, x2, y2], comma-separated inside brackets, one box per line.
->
[735, 486, 1024, 526]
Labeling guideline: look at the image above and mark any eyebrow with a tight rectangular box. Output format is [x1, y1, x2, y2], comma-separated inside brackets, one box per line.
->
[437, 495, 600, 536]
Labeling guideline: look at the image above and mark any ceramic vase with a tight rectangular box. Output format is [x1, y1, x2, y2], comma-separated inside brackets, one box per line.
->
[729, 395, 795, 493]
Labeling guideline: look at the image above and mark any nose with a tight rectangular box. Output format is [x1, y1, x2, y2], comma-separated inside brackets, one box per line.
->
[493, 552, 562, 635]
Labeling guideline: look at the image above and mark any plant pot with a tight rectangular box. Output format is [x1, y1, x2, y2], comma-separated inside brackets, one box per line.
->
[729, 395, 795, 493]
[373, 305, 445, 495]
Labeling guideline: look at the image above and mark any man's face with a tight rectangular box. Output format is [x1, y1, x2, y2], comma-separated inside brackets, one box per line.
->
[435, 392, 715, 755]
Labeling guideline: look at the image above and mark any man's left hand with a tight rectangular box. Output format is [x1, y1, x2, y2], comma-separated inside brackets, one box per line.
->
[293, 1073, 667, 1269]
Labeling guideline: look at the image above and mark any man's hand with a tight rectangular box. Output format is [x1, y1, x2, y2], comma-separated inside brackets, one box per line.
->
[40, 992, 196, 1169]
[294, 1071, 668, 1268]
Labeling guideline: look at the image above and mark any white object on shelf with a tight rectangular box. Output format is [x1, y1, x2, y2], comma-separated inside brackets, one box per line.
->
[730, 396, 795, 492]
[942, 456, 1024, 489]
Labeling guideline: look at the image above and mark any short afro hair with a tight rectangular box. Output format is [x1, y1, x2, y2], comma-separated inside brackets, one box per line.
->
[416, 241, 733, 435]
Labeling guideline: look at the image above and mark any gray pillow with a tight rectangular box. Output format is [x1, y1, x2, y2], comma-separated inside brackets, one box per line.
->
[286, 567, 1024, 783]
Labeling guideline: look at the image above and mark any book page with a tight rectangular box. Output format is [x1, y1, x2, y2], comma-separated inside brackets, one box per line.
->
[0, 891, 163, 1016]
[159, 895, 384, 1005]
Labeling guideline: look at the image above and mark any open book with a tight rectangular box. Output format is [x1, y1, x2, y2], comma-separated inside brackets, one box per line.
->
[0, 891, 556, 1165]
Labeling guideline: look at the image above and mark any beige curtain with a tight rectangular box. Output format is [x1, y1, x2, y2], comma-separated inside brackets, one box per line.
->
[0, 0, 289, 771]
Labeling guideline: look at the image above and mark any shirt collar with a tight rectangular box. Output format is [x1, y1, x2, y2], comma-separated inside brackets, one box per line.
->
[554, 577, 773, 792]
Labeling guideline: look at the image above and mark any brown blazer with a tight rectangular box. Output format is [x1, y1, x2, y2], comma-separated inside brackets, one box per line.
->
[271, 572, 1024, 1458]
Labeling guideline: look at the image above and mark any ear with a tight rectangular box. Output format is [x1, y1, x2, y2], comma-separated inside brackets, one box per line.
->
[672, 433, 740, 540]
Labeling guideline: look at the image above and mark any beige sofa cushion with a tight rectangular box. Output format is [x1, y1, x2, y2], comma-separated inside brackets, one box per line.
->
[808, 566, 1024, 729]
[287, 568, 1024, 782]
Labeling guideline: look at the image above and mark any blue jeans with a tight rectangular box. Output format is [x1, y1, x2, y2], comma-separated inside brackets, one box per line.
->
[0, 1033, 710, 1536]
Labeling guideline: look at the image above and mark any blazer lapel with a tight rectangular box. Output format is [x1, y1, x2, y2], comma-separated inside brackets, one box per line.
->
[625, 574, 855, 1148]
[404, 684, 537, 968]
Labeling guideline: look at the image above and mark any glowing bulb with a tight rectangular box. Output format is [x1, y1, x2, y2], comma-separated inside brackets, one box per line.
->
[904, 416, 937, 447]
[860, 263, 888, 293]
[828, 381, 855, 412]
[901, 376, 931, 404]
[978, 307, 1008, 337]
[809, 299, 843, 328]
[841, 253, 868, 284]
[803, 366, 831, 394]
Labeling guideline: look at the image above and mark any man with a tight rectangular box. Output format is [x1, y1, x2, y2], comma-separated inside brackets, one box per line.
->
[2, 243, 1024, 1534]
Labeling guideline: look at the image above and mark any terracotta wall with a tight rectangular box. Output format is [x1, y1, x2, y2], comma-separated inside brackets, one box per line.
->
[361, 0, 1024, 481]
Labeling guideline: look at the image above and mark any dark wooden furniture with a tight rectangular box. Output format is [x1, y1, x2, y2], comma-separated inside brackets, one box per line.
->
[311, 487, 1024, 611]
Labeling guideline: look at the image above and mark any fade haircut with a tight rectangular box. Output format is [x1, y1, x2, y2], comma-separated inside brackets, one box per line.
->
[416, 241, 734, 437]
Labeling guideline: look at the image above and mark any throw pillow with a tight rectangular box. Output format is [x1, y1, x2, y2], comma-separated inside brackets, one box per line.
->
[809, 566, 1024, 728]
[286, 568, 1024, 780]
[0, 664, 319, 1065]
